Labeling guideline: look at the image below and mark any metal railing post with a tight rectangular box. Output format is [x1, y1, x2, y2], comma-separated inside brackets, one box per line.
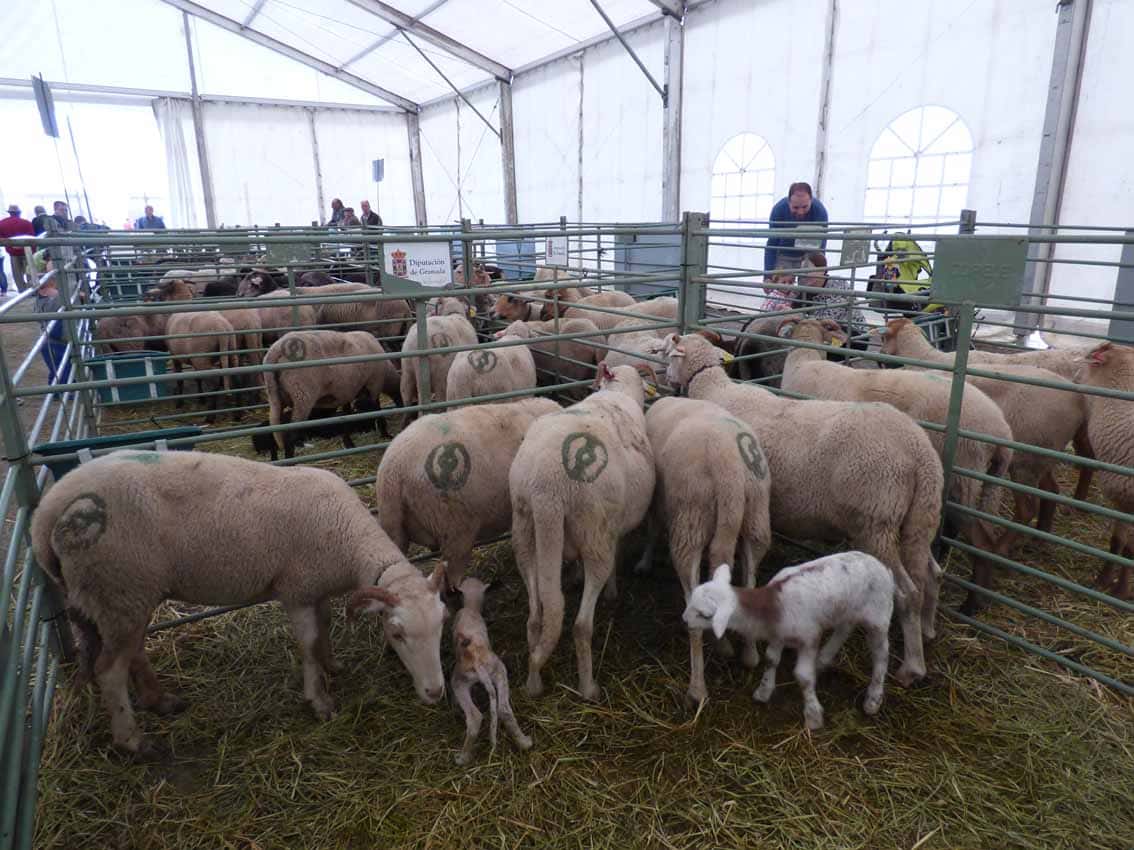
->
[937, 301, 976, 515]
[54, 255, 96, 435]
[461, 218, 473, 288]
[679, 211, 708, 334]
[415, 298, 431, 405]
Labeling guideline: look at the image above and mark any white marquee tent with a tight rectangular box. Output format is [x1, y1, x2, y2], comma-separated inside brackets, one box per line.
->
[0, 0, 1130, 308]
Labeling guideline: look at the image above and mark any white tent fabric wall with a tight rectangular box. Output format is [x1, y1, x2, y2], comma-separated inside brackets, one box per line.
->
[153, 98, 204, 229]
[513, 57, 583, 225]
[419, 99, 460, 225]
[579, 22, 665, 223]
[683, 0, 828, 311]
[312, 110, 415, 226]
[199, 102, 319, 227]
[1048, 0, 1133, 315]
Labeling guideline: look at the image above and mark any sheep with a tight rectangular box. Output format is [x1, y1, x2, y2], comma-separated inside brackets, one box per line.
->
[445, 321, 538, 403]
[562, 291, 637, 332]
[308, 282, 412, 342]
[235, 269, 286, 297]
[507, 317, 604, 399]
[683, 555, 894, 730]
[626, 296, 679, 325]
[252, 289, 318, 345]
[645, 397, 774, 703]
[263, 329, 401, 459]
[491, 293, 545, 323]
[165, 311, 237, 421]
[30, 449, 447, 756]
[733, 315, 790, 387]
[600, 318, 671, 382]
[1076, 342, 1134, 599]
[250, 397, 384, 462]
[781, 318, 1013, 613]
[880, 316, 1093, 512]
[510, 363, 656, 700]
[964, 337, 1095, 381]
[149, 278, 264, 381]
[375, 397, 561, 589]
[450, 577, 533, 765]
[399, 297, 479, 423]
[93, 311, 169, 354]
[663, 332, 942, 686]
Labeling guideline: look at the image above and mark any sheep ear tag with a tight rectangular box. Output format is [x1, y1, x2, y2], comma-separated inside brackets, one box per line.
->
[829, 336, 843, 348]
[644, 383, 657, 398]
[721, 352, 734, 363]
[468, 307, 476, 318]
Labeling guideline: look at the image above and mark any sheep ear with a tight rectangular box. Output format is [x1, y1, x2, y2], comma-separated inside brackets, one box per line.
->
[347, 586, 400, 619]
[712, 563, 732, 585]
[493, 329, 506, 339]
[427, 562, 447, 593]
[694, 328, 722, 345]
[1088, 343, 1113, 365]
[711, 595, 735, 640]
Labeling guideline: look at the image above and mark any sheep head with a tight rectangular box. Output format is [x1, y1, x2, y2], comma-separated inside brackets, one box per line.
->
[593, 362, 649, 406]
[237, 272, 272, 297]
[1082, 342, 1134, 384]
[457, 577, 488, 614]
[683, 564, 737, 640]
[663, 333, 729, 388]
[492, 293, 534, 322]
[878, 317, 916, 355]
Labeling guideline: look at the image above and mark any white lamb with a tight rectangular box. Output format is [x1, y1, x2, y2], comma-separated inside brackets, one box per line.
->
[684, 553, 894, 731]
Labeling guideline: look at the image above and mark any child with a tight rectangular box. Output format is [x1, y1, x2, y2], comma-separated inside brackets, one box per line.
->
[32, 251, 72, 385]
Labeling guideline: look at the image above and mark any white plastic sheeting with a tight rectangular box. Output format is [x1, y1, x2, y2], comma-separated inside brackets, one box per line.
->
[153, 98, 206, 228]
[419, 86, 504, 225]
[513, 58, 582, 224]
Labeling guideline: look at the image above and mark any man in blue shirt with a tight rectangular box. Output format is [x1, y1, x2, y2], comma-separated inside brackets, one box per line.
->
[135, 205, 166, 229]
[764, 182, 828, 273]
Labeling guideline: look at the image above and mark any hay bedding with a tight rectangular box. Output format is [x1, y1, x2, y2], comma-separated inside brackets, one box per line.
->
[34, 401, 1134, 849]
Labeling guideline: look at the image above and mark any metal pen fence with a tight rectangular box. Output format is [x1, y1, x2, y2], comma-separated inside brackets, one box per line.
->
[1, 214, 1131, 850]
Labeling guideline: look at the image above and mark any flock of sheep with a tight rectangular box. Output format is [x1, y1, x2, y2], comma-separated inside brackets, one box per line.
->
[34, 259, 1134, 763]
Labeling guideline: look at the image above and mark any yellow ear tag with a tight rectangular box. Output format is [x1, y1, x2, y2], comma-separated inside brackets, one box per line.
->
[468, 307, 476, 318]
[829, 337, 843, 348]
[645, 383, 657, 398]
[722, 352, 734, 363]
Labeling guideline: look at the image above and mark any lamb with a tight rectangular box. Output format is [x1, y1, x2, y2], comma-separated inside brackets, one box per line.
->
[880, 316, 1093, 512]
[963, 336, 1095, 381]
[263, 329, 402, 458]
[165, 311, 237, 421]
[645, 397, 774, 703]
[562, 291, 638, 332]
[664, 332, 942, 685]
[510, 363, 656, 700]
[445, 321, 538, 403]
[399, 297, 479, 422]
[30, 449, 447, 756]
[375, 397, 561, 589]
[683, 555, 894, 730]
[449, 577, 533, 765]
[1076, 342, 1134, 599]
[781, 318, 1012, 611]
[508, 317, 603, 398]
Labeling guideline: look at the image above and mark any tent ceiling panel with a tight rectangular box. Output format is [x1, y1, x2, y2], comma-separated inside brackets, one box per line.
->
[349, 32, 488, 101]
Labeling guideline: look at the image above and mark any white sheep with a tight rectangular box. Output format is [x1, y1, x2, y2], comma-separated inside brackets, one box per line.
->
[664, 332, 941, 686]
[683, 553, 894, 730]
[400, 297, 479, 422]
[509, 317, 604, 399]
[263, 329, 401, 458]
[445, 321, 538, 403]
[30, 449, 447, 756]
[562, 291, 638, 332]
[510, 363, 656, 700]
[450, 577, 533, 765]
[375, 397, 562, 590]
[644, 396, 774, 702]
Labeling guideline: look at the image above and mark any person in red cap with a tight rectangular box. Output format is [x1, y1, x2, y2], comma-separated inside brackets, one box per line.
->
[0, 203, 36, 294]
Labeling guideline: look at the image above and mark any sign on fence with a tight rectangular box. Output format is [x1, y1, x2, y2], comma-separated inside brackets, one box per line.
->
[839, 229, 871, 269]
[932, 236, 1028, 305]
[545, 235, 568, 267]
[382, 241, 452, 294]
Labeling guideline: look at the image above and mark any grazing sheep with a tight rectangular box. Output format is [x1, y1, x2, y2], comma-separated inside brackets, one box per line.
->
[510, 363, 655, 700]
[375, 397, 561, 589]
[645, 397, 774, 703]
[30, 449, 447, 756]
[450, 578, 533, 764]
[445, 321, 538, 403]
[399, 297, 478, 422]
[508, 318, 604, 399]
[782, 318, 1012, 613]
[562, 291, 637, 332]
[165, 311, 237, 421]
[264, 329, 401, 459]
[664, 333, 942, 686]
[684, 555, 894, 730]
[1076, 342, 1134, 599]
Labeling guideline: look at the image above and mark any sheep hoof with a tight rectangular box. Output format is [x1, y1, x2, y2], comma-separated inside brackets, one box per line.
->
[685, 688, 707, 709]
[120, 738, 162, 763]
[893, 665, 924, 688]
[309, 697, 336, 721]
[525, 674, 544, 699]
[752, 684, 774, 704]
[804, 710, 824, 731]
[150, 694, 188, 716]
[863, 691, 884, 716]
[579, 682, 601, 702]
[514, 733, 533, 751]
[454, 751, 474, 766]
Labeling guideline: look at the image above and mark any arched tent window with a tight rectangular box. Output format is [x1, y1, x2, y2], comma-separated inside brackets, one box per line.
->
[864, 106, 972, 229]
[710, 134, 776, 223]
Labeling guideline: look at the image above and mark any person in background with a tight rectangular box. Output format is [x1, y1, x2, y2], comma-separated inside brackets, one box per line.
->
[51, 201, 72, 232]
[134, 205, 166, 230]
[764, 181, 828, 275]
[0, 204, 35, 294]
[328, 198, 345, 226]
[360, 200, 382, 227]
[31, 205, 51, 235]
[796, 251, 866, 345]
[31, 250, 72, 384]
[340, 207, 361, 227]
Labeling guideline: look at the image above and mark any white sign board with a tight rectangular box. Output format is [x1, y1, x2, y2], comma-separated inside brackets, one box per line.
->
[383, 242, 452, 288]
[839, 228, 872, 268]
[545, 235, 568, 267]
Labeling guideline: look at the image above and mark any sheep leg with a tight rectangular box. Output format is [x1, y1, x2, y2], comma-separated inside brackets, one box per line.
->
[753, 640, 782, 704]
[816, 624, 854, 672]
[440, 537, 475, 592]
[1035, 470, 1061, 534]
[573, 545, 614, 702]
[860, 539, 926, 686]
[632, 511, 656, 576]
[452, 674, 482, 766]
[715, 537, 762, 669]
[921, 555, 942, 641]
[285, 605, 335, 720]
[674, 549, 708, 705]
[492, 658, 532, 752]
[602, 568, 618, 603]
[314, 597, 340, 674]
[476, 666, 500, 754]
[172, 360, 185, 408]
[794, 644, 824, 731]
[94, 629, 150, 756]
[863, 625, 889, 716]
[129, 643, 187, 716]
[1072, 425, 1094, 502]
